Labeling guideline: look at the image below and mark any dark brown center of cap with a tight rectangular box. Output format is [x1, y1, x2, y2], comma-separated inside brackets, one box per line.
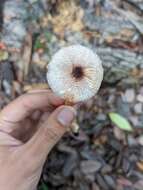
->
[71, 66, 84, 80]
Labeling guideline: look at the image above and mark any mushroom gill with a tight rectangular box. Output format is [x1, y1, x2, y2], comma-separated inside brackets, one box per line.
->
[47, 45, 104, 103]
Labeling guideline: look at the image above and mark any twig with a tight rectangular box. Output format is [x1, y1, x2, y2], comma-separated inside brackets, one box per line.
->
[21, 32, 33, 79]
[108, 0, 143, 34]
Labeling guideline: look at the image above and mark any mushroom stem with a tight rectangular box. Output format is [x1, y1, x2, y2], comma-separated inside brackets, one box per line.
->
[64, 100, 79, 134]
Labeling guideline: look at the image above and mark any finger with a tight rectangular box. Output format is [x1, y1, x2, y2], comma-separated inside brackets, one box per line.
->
[31, 110, 42, 121]
[0, 90, 64, 133]
[0, 131, 23, 147]
[38, 112, 51, 123]
[0, 90, 63, 131]
[19, 105, 76, 168]
[11, 118, 37, 142]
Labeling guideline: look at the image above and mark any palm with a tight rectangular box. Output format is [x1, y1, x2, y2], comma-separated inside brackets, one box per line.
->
[0, 90, 72, 190]
[11, 115, 40, 143]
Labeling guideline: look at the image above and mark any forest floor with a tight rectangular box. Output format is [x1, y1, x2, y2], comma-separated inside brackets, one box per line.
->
[0, 0, 143, 190]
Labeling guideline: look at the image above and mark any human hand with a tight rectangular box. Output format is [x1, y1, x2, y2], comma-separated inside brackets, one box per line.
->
[0, 90, 76, 190]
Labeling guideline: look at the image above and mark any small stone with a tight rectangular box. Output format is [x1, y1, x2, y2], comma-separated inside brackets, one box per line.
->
[130, 116, 139, 127]
[32, 52, 47, 68]
[122, 89, 135, 103]
[129, 154, 138, 162]
[109, 139, 122, 151]
[139, 115, 143, 127]
[122, 158, 130, 173]
[96, 174, 110, 190]
[107, 94, 115, 104]
[134, 103, 142, 114]
[137, 94, 143, 103]
[117, 178, 132, 186]
[127, 135, 138, 146]
[113, 127, 126, 141]
[91, 183, 100, 190]
[116, 184, 124, 190]
[12, 23, 26, 37]
[134, 180, 143, 190]
[104, 175, 116, 189]
[2, 80, 12, 96]
[28, 0, 39, 3]
[137, 135, 143, 146]
[96, 113, 107, 121]
[132, 171, 143, 179]
[101, 165, 112, 174]
[139, 87, 143, 95]
[116, 97, 130, 117]
[80, 160, 102, 174]
[85, 174, 95, 182]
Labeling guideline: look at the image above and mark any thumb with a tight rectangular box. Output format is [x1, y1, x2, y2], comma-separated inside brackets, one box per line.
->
[20, 105, 76, 165]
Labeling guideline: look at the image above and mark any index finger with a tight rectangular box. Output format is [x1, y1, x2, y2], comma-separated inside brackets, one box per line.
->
[0, 90, 63, 132]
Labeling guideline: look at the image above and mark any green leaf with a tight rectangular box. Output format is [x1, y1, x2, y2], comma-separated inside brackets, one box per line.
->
[34, 39, 45, 50]
[0, 50, 9, 61]
[109, 112, 133, 132]
[39, 182, 48, 190]
[44, 32, 52, 42]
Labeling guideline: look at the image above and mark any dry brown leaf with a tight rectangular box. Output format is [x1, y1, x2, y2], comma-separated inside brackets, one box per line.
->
[12, 81, 22, 95]
[23, 83, 49, 92]
[137, 161, 143, 171]
[0, 42, 6, 49]
[42, 1, 84, 38]
[130, 68, 143, 79]
[70, 120, 80, 134]
[93, 135, 108, 145]
[120, 28, 134, 38]
[21, 33, 32, 79]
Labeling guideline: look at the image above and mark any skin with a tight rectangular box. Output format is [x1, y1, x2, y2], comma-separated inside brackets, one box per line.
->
[0, 90, 76, 190]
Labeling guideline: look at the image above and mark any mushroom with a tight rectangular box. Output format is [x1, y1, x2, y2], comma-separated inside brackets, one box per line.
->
[47, 45, 103, 133]
[47, 45, 103, 104]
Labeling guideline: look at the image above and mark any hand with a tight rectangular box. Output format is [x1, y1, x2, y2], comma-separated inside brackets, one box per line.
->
[0, 90, 76, 190]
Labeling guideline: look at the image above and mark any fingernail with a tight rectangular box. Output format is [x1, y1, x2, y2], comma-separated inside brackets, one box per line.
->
[57, 107, 76, 126]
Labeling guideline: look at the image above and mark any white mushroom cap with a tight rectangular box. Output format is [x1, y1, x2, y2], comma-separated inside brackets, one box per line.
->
[47, 45, 103, 103]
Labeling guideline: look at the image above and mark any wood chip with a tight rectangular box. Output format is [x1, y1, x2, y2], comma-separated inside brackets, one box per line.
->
[137, 161, 143, 171]
[23, 83, 49, 92]
[21, 32, 33, 79]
